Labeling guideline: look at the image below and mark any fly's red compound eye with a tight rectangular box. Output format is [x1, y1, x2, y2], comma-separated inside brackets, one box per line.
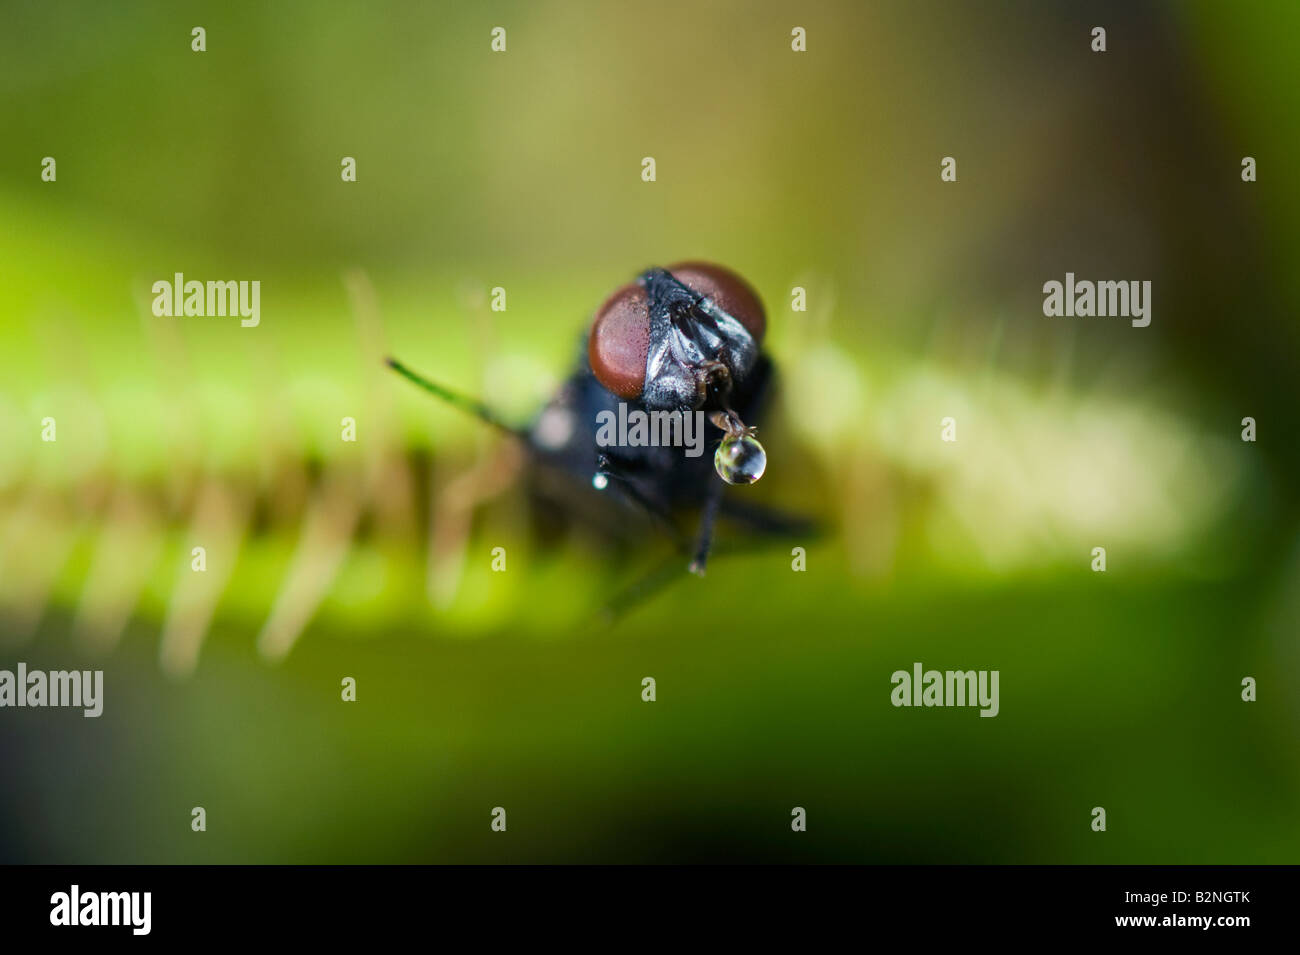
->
[588, 283, 650, 399]
[666, 261, 766, 343]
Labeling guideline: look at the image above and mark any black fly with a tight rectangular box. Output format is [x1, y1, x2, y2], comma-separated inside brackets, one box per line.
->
[387, 262, 807, 612]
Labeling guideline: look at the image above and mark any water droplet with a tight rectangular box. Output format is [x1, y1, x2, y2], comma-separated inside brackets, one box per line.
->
[714, 432, 766, 485]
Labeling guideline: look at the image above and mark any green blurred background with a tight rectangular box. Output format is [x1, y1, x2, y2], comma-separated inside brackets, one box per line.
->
[1, 0, 1296, 862]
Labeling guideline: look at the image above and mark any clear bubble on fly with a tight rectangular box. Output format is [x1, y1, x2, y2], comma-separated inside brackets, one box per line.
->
[714, 432, 767, 485]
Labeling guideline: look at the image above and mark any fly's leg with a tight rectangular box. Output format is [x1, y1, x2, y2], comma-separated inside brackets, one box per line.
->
[593, 452, 685, 547]
[687, 479, 724, 575]
[718, 498, 818, 539]
[595, 551, 685, 624]
[597, 499, 813, 622]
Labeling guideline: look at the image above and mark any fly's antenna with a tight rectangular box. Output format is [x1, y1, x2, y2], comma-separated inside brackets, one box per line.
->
[385, 356, 525, 439]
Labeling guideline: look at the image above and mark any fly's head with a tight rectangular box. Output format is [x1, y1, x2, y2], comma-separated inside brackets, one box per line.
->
[587, 262, 768, 485]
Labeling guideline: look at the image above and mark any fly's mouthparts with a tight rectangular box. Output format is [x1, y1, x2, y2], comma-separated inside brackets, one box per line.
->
[708, 408, 748, 438]
[710, 408, 767, 486]
[698, 360, 733, 405]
